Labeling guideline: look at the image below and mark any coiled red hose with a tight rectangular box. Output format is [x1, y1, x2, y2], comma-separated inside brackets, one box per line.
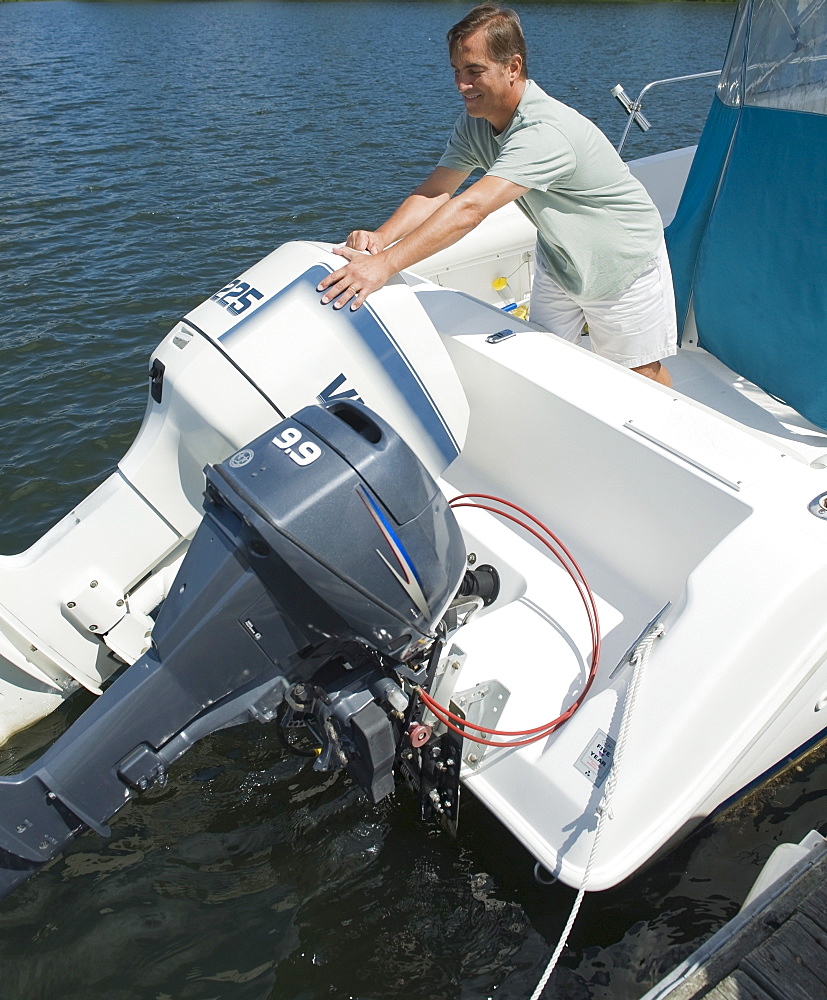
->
[417, 494, 601, 748]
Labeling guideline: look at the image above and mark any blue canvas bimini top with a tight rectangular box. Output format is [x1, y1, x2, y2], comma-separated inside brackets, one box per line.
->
[666, 0, 827, 428]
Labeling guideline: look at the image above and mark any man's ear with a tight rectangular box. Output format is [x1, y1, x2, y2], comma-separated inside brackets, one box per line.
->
[509, 54, 524, 81]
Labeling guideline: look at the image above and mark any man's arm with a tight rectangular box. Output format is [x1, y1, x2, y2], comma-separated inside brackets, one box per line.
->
[344, 166, 470, 254]
[319, 174, 529, 310]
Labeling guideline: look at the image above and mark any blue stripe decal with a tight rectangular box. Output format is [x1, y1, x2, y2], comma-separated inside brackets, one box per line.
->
[357, 485, 431, 619]
[358, 485, 424, 588]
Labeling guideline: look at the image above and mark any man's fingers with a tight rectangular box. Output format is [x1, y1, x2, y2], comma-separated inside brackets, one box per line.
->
[316, 267, 345, 298]
[346, 230, 372, 251]
[333, 284, 361, 311]
[317, 267, 364, 309]
[344, 230, 385, 254]
[333, 244, 370, 263]
[317, 276, 349, 303]
[327, 285, 363, 311]
[316, 269, 338, 294]
[318, 249, 389, 311]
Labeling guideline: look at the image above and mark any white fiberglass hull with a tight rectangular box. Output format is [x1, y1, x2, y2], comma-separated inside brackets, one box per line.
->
[416, 295, 827, 888]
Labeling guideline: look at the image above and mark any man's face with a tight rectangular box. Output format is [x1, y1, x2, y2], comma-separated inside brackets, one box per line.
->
[450, 28, 521, 127]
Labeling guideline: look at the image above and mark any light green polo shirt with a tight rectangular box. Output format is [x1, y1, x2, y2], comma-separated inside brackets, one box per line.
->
[437, 80, 663, 300]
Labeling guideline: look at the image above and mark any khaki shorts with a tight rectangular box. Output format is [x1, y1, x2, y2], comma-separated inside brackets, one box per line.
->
[529, 240, 678, 369]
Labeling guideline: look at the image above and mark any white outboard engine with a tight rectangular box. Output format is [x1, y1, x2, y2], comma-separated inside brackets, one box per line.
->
[0, 241, 469, 742]
[0, 401, 466, 899]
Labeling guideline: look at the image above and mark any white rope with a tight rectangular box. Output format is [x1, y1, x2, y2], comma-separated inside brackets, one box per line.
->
[528, 622, 665, 1000]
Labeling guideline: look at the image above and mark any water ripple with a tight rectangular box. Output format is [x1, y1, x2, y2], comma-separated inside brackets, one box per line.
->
[2, 4, 811, 1000]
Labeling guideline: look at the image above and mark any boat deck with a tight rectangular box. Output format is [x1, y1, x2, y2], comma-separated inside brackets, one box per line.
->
[668, 343, 827, 469]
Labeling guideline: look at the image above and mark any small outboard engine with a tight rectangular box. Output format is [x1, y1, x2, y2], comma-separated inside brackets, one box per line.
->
[0, 401, 466, 899]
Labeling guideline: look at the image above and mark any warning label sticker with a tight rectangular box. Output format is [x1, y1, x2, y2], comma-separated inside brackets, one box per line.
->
[575, 729, 616, 787]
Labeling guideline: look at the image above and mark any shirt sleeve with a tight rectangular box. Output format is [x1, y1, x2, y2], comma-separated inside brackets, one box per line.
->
[486, 122, 577, 191]
[437, 118, 481, 174]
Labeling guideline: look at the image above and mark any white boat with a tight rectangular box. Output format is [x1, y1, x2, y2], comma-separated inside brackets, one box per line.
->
[0, 0, 825, 896]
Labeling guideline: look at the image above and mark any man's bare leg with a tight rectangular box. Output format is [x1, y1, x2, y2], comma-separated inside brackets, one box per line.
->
[631, 360, 672, 387]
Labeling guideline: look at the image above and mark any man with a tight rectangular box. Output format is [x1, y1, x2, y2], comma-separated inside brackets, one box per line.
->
[318, 3, 676, 386]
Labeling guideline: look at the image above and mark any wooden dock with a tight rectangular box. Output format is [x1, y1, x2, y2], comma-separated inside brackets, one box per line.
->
[641, 833, 827, 1000]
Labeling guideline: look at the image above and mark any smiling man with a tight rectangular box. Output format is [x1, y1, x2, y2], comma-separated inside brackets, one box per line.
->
[318, 2, 676, 385]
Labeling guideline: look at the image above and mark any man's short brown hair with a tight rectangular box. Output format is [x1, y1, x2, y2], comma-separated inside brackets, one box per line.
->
[447, 3, 528, 79]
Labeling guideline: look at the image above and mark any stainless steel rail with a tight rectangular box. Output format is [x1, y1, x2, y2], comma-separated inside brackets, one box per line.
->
[613, 70, 722, 156]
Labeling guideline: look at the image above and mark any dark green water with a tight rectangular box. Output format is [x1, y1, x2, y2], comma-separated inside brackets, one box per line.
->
[1, 2, 825, 998]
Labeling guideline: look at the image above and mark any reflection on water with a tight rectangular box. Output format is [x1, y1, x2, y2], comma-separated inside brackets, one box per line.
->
[2, 704, 824, 999]
[1, 2, 824, 998]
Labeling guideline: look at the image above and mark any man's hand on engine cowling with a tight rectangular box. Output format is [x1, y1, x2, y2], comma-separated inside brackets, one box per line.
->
[344, 230, 386, 254]
[317, 246, 395, 311]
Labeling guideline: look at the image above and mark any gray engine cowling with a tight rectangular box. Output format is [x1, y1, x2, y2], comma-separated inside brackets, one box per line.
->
[173, 398, 465, 668]
[0, 401, 466, 899]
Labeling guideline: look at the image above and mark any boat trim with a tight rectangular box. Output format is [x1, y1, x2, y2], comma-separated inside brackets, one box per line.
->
[624, 419, 743, 490]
